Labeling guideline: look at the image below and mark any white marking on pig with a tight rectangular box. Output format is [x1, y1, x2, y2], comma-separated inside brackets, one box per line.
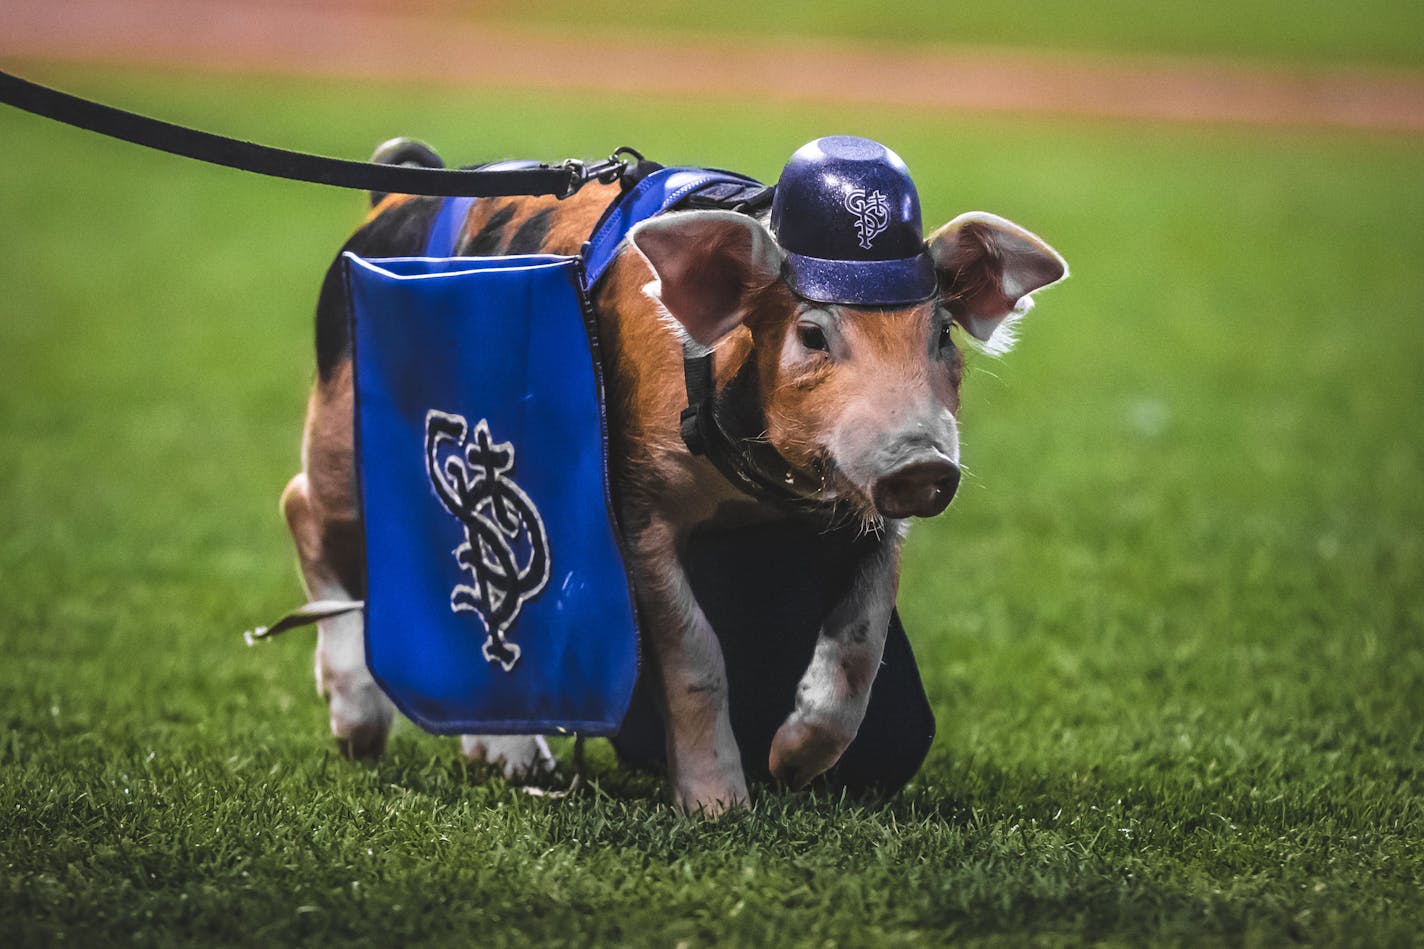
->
[308, 577, 394, 752]
[460, 734, 555, 778]
[980, 295, 1033, 356]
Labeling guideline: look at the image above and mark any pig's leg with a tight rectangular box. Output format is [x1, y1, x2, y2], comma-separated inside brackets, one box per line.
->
[629, 517, 748, 815]
[769, 526, 905, 787]
[282, 473, 394, 759]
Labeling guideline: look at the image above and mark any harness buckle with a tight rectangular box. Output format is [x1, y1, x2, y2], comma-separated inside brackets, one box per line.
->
[679, 404, 709, 456]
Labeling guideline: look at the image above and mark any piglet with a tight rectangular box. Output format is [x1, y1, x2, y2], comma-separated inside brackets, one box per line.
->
[281, 136, 1067, 814]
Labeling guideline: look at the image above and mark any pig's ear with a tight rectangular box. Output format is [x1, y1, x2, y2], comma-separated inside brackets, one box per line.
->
[629, 210, 784, 349]
[928, 212, 1068, 354]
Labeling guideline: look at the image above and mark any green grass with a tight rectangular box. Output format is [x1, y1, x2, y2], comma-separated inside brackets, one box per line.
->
[477, 0, 1424, 69]
[2, 66, 1422, 946]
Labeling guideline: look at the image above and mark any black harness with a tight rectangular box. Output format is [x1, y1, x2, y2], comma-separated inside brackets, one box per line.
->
[679, 352, 830, 512]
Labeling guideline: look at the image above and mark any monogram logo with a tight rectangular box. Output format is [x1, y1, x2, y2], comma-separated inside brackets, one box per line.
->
[425, 411, 550, 671]
[844, 188, 890, 250]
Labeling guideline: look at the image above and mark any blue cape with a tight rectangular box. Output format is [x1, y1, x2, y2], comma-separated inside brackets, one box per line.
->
[346, 252, 638, 735]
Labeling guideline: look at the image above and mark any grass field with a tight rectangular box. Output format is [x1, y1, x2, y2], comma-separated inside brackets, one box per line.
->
[476, 0, 1424, 68]
[2, 66, 1422, 945]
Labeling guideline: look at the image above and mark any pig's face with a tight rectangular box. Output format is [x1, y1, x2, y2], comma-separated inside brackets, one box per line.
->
[630, 209, 1066, 521]
[754, 297, 963, 520]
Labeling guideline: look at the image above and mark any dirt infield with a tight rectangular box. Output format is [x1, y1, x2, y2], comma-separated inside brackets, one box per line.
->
[6, 0, 1424, 133]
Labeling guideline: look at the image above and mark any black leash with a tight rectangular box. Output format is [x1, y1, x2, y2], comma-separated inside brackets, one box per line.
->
[0, 69, 624, 198]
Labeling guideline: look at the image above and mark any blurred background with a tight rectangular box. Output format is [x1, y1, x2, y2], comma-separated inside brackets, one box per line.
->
[2, 0, 1421, 943]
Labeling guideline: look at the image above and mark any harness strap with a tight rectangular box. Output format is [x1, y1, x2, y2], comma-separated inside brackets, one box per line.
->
[679, 353, 716, 456]
[426, 196, 477, 257]
[421, 161, 553, 256]
[680, 352, 830, 512]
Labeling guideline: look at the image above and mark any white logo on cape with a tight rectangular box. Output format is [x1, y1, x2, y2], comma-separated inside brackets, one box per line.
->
[844, 188, 891, 250]
[425, 411, 550, 672]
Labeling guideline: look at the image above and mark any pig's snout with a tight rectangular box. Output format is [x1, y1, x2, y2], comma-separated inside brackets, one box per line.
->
[872, 457, 961, 519]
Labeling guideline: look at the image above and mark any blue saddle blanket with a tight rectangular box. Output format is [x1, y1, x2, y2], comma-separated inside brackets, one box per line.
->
[345, 252, 638, 735]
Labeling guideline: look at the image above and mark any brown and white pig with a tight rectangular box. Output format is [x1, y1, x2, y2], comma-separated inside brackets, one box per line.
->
[280, 142, 1067, 816]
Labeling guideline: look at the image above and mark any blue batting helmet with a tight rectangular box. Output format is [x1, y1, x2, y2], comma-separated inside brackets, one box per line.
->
[770, 136, 939, 307]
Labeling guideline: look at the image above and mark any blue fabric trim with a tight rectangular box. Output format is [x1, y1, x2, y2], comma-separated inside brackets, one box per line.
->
[583, 167, 764, 285]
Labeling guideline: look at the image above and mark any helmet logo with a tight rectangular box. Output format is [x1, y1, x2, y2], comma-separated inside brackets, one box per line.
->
[844, 188, 890, 250]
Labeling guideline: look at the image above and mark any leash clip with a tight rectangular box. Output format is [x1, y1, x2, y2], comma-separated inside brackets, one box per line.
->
[554, 152, 635, 198]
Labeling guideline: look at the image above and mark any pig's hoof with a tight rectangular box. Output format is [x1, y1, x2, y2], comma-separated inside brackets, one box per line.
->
[769, 718, 853, 789]
[335, 722, 388, 761]
[461, 734, 555, 779]
[326, 678, 394, 761]
[672, 779, 750, 818]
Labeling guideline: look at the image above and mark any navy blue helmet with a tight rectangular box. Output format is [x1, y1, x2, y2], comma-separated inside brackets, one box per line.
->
[770, 136, 939, 307]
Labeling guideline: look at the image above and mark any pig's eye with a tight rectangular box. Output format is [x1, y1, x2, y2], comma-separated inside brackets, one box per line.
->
[797, 323, 831, 353]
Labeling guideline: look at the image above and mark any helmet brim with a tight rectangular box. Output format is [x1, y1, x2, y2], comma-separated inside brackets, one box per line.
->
[782, 249, 939, 307]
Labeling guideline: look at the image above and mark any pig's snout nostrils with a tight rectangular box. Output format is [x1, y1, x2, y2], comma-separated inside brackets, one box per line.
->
[872, 459, 961, 519]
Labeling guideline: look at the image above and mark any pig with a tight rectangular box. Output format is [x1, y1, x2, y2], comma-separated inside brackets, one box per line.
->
[280, 138, 1067, 815]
